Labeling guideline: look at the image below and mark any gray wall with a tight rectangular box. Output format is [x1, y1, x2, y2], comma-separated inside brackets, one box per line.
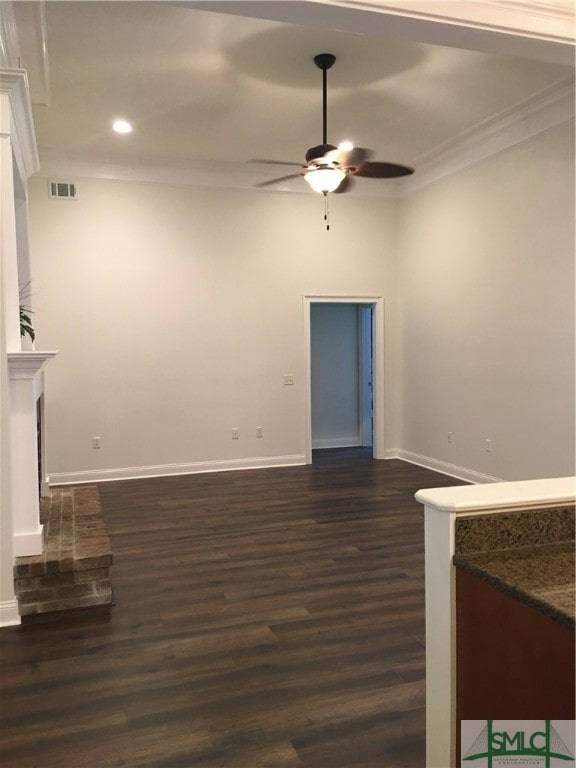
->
[398, 120, 575, 480]
[28, 181, 398, 480]
[28, 121, 575, 482]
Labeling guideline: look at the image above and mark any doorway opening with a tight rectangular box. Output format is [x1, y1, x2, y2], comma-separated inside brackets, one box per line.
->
[303, 295, 385, 465]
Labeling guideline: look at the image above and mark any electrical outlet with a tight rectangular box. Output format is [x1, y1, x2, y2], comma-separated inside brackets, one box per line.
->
[232, 428, 239, 440]
[283, 374, 294, 386]
[485, 439, 492, 452]
[92, 436, 101, 449]
[256, 427, 263, 438]
[447, 432, 452, 444]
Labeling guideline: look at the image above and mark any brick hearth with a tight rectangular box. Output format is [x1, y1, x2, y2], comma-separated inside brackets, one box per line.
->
[13, 485, 113, 616]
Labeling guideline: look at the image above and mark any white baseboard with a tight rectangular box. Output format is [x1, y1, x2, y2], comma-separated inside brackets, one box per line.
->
[0, 599, 21, 627]
[49, 454, 306, 486]
[48, 450, 502, 487]
[312, 438, 362, 449]
[386, 449, 503, 484]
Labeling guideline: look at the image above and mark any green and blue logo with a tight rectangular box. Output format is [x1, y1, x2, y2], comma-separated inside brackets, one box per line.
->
[462, 720, 575, 767]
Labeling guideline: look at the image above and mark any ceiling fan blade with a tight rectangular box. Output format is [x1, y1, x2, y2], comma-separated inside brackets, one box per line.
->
[332, 175, 353, 194]
[255, 173, 304, 188]
[352, 162, 414, 179]
[251, 54, 414, 202]
[249, 159, 304, 168]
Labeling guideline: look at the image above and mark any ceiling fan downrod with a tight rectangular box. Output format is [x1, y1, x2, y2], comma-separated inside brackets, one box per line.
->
[312, 54, 338, 229]
[314, 53, 336, 147]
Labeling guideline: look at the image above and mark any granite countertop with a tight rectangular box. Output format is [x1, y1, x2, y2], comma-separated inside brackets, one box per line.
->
[454, 541, 575, 629]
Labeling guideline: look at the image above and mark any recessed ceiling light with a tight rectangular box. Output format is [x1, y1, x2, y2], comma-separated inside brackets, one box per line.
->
[112, 119, 132, 134]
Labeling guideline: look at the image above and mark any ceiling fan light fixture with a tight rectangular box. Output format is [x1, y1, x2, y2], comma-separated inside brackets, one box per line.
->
[304, 167, 347, 194]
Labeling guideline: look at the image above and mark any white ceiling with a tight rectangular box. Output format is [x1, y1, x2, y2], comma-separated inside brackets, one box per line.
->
[11, 0, 576, 195]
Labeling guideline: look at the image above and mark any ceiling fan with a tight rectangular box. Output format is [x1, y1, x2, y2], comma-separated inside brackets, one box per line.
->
[254, 53, 414, 196]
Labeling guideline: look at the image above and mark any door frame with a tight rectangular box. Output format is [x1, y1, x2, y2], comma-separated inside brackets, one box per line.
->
[358, 304, 374, 448]
[303, 294, 385, 464]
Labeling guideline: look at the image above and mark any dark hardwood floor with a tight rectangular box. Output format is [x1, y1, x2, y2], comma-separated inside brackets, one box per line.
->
[1, 451, 464, 767]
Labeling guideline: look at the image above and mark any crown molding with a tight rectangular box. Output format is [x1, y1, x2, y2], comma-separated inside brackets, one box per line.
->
[0, 69, 40, 180]
[489, 1, 575, 23]
[36, 75, 574, 200]
[34, 151, 400, 199]
[338, 1, 575, 42]
[34, 153, 304, 194]
[12, 1, 51, 106]
[190, 0, 574, 64]
[0, 2, 21, 69]
[401, 74, 575, 195]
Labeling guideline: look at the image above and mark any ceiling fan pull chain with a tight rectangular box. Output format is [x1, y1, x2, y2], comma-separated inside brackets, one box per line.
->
[324, 191, 330, 230]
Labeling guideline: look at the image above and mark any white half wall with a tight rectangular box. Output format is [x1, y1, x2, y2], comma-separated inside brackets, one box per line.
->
[28, 180, 400, 479]
[398, 120, 575, 481]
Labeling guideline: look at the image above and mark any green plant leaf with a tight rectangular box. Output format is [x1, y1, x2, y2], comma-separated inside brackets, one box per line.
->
[20, 304, 35, 342]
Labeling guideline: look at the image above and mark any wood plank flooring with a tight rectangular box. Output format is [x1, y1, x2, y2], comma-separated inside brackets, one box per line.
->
[0, 451, 464, 767]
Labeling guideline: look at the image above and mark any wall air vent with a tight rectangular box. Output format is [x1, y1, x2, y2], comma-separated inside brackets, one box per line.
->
[48, 181, 77, 200]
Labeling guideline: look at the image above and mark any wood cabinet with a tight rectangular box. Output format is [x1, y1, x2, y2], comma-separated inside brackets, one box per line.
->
[455, 567, 575, 761]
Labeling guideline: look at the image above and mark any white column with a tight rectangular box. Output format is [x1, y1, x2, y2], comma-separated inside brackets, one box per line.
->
[416, 476, 576, 768]
[0, 282, 18, 625]
[422, 500, 457, 768]
[0, 69, 43, 622]
[0, 91, 21, 351]
[0, 83, 25, 625]
[8, 352, 57, 556]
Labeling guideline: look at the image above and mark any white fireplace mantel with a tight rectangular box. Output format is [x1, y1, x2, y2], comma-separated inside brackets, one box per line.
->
[8, 350, 58, 557]
[8, 350, 58, 379]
